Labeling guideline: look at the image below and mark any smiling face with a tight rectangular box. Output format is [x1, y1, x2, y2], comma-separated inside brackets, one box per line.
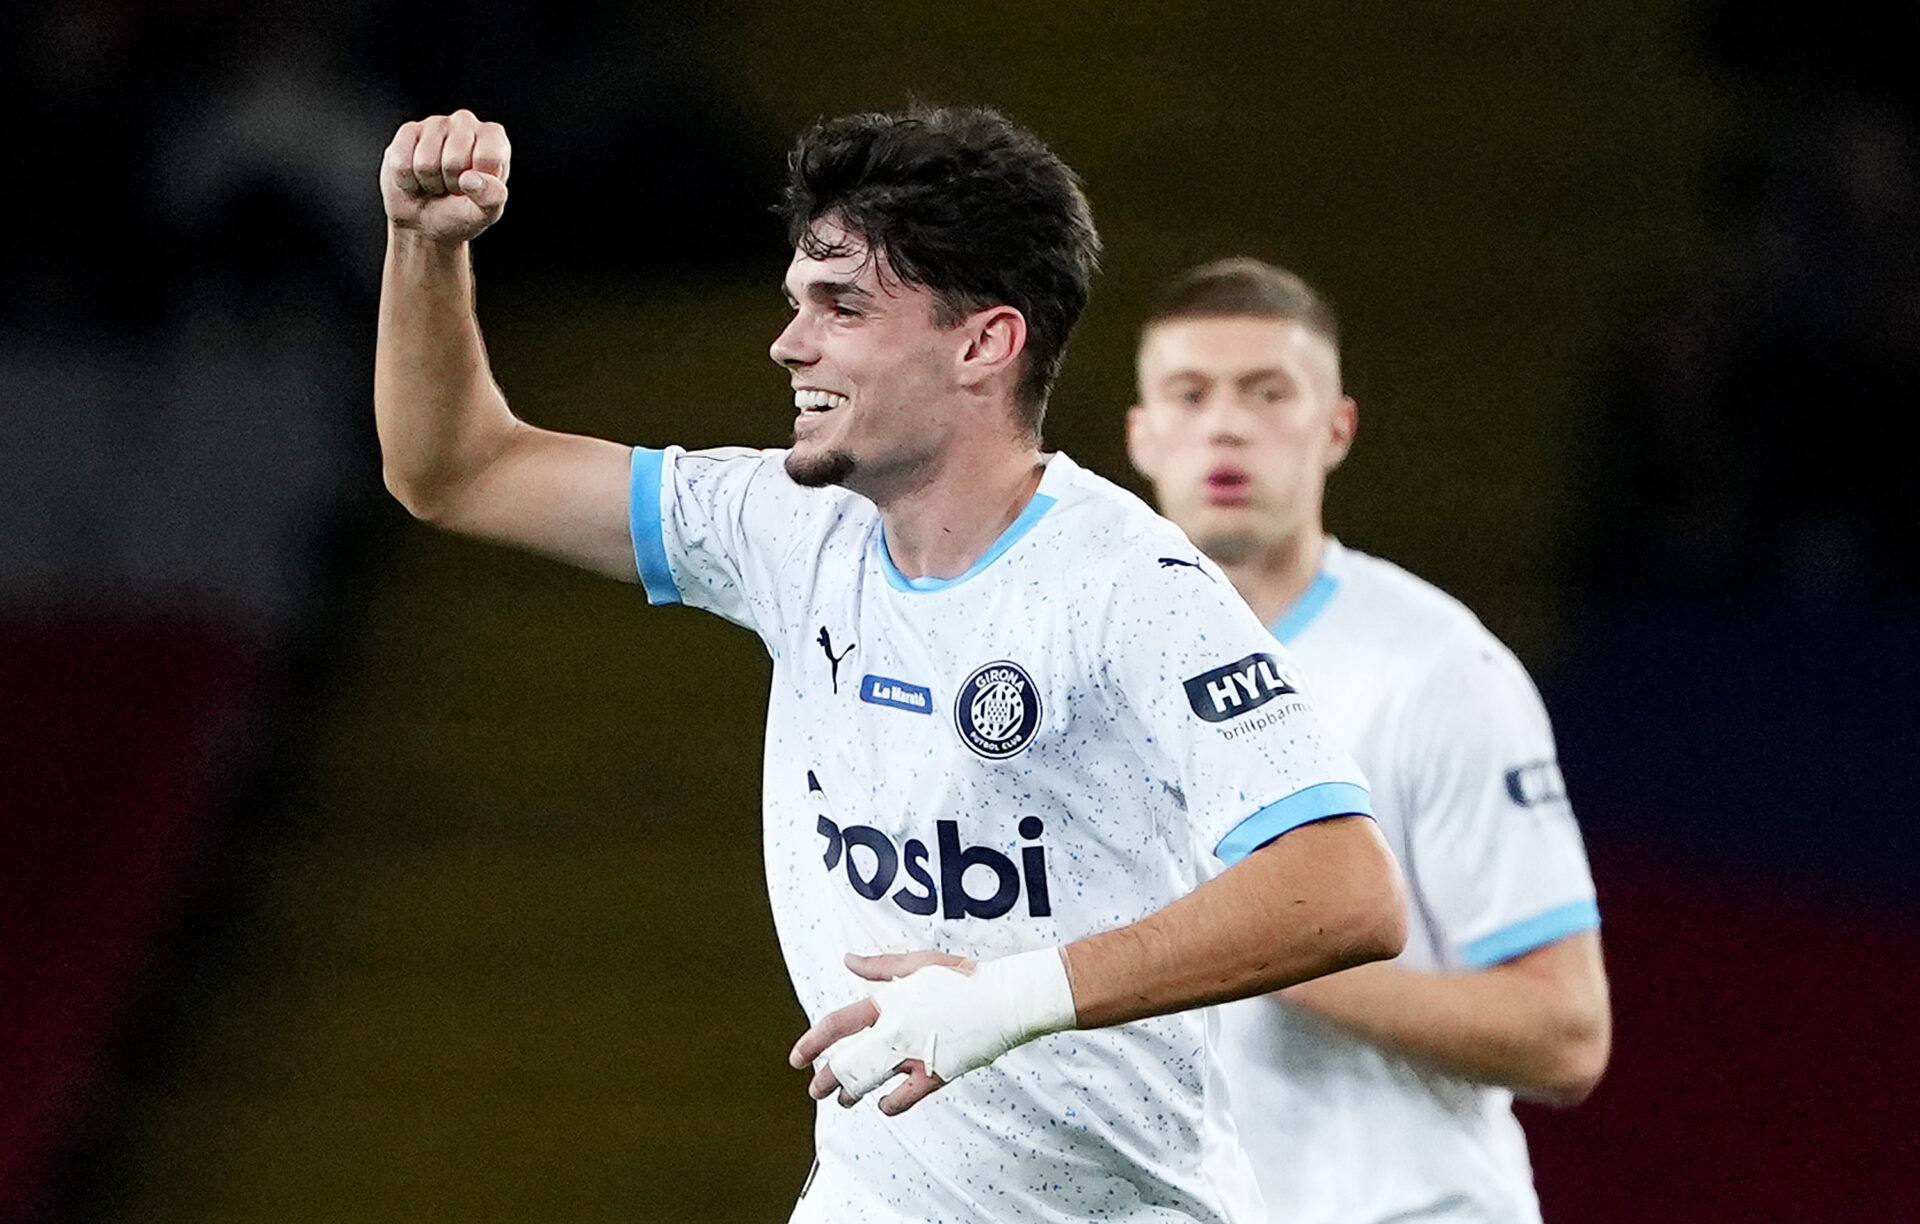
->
[769, 218, 975, 499]
[1128, 315, 1355, 566]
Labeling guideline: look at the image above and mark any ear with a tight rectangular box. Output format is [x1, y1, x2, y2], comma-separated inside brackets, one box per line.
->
[1324, 395, 1358, 472]
[956, 305, 1028, 390]
[1125, 403, 1157, 479]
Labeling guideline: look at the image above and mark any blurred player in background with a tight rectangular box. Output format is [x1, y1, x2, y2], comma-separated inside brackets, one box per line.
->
[375, 110, 1407, 1222]
[1128, 258, 1612, 1224]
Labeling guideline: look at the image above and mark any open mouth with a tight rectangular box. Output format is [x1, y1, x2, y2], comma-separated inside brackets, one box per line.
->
[794, 388, 849, 415]
[1205, 466, 1252, 505]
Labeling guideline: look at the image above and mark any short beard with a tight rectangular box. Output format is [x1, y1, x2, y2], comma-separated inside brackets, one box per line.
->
[785, 446, 858, 489]
[1192, 528, 1260, 567]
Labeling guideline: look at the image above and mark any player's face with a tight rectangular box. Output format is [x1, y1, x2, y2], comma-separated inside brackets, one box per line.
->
[1128, 316, 1355, 566]
[771, 219, 969, 497]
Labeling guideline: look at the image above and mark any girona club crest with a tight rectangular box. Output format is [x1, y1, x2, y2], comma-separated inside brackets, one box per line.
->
[954, 660, 1043, 759]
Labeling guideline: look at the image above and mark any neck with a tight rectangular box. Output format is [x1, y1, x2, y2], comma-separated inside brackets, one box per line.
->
[877, 441, 1048, 580]
[1218, 523, 1327, 628]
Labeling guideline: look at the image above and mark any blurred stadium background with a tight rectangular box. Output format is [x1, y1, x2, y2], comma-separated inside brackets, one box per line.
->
[3, 1, 1915, 1219]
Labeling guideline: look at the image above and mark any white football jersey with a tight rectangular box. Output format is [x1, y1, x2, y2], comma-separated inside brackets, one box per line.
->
[630, 447, 1376, 1224]
[1217, 539, 1599, 1224]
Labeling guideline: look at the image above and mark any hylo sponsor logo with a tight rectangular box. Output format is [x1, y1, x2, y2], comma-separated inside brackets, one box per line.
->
[1504, 760, 1568, 807]
[1183, 652, 1297, 723]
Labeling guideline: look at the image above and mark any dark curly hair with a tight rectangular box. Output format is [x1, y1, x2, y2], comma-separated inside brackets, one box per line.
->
[778, 106, 1102, 438]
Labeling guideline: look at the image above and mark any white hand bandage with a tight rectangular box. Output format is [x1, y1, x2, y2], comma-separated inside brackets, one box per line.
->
[824, 948, 1078, 1101]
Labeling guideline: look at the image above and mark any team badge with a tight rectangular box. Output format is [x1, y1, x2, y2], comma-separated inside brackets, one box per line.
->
[954, 660, 1043, 759]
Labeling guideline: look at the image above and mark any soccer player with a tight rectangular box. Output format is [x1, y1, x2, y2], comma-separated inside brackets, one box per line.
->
[375, 109, 1407, 1222]
[1127, 258, 1612, 1224]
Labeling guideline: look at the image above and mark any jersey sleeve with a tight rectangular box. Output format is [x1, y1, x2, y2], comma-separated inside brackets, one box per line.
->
[628, 445, 814, 637]
[1097, 550, 1374, 867]
[1399, 634, 1599, 968]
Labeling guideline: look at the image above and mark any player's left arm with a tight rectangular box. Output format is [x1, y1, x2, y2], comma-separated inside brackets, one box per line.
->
[1284, 634, 1612, 1105]
[791, 814, 1406, 1115]
[1280, 928, 1609, 1105]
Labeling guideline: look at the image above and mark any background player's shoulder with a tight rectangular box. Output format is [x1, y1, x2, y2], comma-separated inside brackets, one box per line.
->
[1329, 542, 1526, 678]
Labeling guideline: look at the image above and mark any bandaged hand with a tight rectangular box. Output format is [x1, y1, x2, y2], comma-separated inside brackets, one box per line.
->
[789, 948, 1077, 1115]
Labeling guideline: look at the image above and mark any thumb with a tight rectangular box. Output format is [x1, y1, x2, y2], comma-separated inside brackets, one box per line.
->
[458, 170, 508, 210]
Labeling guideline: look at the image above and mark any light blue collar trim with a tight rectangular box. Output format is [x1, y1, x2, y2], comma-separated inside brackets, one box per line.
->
[1270, 569, 1339, 643]
[879, 493, 1058, 593]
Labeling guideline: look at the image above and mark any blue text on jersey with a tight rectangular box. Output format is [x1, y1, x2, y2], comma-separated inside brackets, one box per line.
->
[860, 674, 933, 714]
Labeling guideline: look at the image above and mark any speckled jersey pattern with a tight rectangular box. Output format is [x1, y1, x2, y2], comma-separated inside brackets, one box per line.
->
[632, 447, 1373, 1224]
[1218, 539, 1600, 1224]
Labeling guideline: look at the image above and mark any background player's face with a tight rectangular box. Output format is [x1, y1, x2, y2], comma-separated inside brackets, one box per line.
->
[1129, 316, 1356, 565]
[771, 219, 972, 497]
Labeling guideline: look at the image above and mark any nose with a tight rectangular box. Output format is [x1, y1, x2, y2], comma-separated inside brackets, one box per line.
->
[1200, 392, 1252, 444]
[770, 312, 814, 370]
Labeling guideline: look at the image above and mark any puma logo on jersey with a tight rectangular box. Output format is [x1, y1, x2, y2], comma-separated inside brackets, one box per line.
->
[1158, 556, 1213, 580]
[817, 626, 855, 693]
[809, 771, 1051, 919]
[1183, 652, 1297, 722]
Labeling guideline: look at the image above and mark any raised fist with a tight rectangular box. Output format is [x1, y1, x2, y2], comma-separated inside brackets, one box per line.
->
[381, 110, 511, 244]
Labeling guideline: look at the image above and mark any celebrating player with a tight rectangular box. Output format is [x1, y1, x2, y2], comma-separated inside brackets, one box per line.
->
[375, 110, 1406, 1222]
[1128, 258, 1612, 1224]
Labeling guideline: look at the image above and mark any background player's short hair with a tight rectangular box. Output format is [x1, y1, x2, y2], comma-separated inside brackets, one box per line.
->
[1144, 258, 1341, 351]
[778, 106, 1102, 437]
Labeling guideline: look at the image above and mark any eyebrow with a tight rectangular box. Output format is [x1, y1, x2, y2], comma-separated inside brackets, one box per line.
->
[1157, 365, 1290, 385]
[1235, 368, 1292, 388]
[785, 279, 876, 306]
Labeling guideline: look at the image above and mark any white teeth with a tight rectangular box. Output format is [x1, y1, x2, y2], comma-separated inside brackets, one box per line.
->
[793, 389, 849, 412]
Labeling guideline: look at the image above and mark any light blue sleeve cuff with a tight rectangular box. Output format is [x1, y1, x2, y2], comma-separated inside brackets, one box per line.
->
[1459, 899, 1601, 968]
[629, 447, 681, 606]
[1215, 781, 1374, 865]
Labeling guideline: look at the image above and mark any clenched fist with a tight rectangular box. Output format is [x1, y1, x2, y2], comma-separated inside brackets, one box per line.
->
[381, 110, 511, 244]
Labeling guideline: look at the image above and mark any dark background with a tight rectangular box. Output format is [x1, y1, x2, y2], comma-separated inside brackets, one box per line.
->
[3, 1, 1916, 1220]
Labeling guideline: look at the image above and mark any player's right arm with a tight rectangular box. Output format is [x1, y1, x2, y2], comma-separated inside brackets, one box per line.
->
[376, 111, 637, 580]
[789, 548, 1407, 1114]
[792, 819, 1404, 1115]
